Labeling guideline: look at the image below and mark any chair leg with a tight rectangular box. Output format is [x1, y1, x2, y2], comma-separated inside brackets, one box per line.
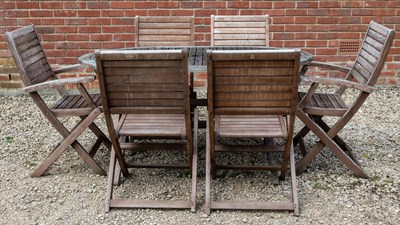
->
[296, 110, 368, 178]
[31, 108, 106, 177]
[205, 123, 211, 215]
[190, 109, 199, 212]
[105, 147, 117, 212]
[294, 125, 311, 156]
[289, 144, 300, 216]
[86, 120, 112, 150]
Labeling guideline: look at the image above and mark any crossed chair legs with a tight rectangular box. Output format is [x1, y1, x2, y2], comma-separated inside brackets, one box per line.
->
[294, 110, 368, 178]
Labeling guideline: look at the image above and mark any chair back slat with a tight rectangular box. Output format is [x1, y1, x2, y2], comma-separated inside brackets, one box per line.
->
[348, 21, 395, 85]
[6, 25, 55, 86]
[208, 50, 300, 115]
[97, 50, 189, 115]
[135, 16, 194, 47]
[211, 15, 270, 47]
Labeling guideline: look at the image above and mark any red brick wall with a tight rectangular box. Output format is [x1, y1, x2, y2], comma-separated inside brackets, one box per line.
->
[1, 0, 400, 89]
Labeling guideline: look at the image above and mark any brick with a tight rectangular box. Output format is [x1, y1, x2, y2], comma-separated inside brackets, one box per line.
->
[55, 42, 78, 50]
[317, 32, 339, 39]
[171, 10, 194, 16]
[306, 40, 328, 47]
[383, 17, 400, 24]
[227, 1, 249, 9]
[0, 2, 16, 9]
[88, 18, 111, 26]
[6, 10, 29, 18]
[78, 10, 100, 17]
[195, 9, 216, 17]
[78, 27, 101, 33]
[41, 34, 65, 41]
[0, 81, 23, 89]
[338, 33, 362, 39]
[284, 40, 305, 48]
[286, 9, 307, 16]
[17, 19, 41, 26]
[30, 10, 52, 17]
[78, 42, 102, 49]
[87, 2, 110, 9]
[316, 48, 337, 55]
[273, 2, 295, 9]
[285, 25, 307, 32]
[342, 1, 364, 8]
[251, 2, 273, 9]
[55, 27, 77, 33]
[240, 10, 264, 15]
[90, 34, 112, 41]
[125, 10, 147, 17]
[112, 18, 135, 25]
[273, 33, 295, 40]
[307, 9, 329, 16]
[113, 34, 135, 41]
[35, 27, 54, 34]
[16, 2, 39, 9]
[296, 33, 317, 40]
[66, 50, 91, 58]
[134, 1, 157, 9]
[148, 10, 171, 16]
[45, 50, 66, 57]
[263, 9, 285, 16]
[195, 25, 210, 33]
[54, 10, 78, 17]
[330, 24, 351, 32]
[270, 25, 285, 32]
[181, 1, 203, 8]
[339, 17, 361, 24]
[297, 2, 318, 8]
[319, 1, 341, 8]
[42, 19, 64, 25]
[111, 1, 135, 9]
[158, 1, 179, 8]
[102, 42, 126, 49]
[318, 17, 339, 24]
[101, 10, 124, 17]
[295, 17, 316, 24]
[40, 2, 63, 9]
[204, 1, 226, 9]
[273, 17, 294, 24]
[64, 2, 86, 9]
[66, 34, 89, 41]
[102, 26, 125, 33]
[217, 10, 239, 15]
[65, 18, 88, 25]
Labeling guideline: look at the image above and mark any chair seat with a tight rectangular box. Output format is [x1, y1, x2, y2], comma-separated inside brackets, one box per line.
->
[119, 114, 186, 138]
[216, 115, 287, 138]
[298, 92, 348, 117]
[51, 94, 102, 117]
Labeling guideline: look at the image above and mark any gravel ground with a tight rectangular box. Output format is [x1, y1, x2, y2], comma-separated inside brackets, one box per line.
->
[0, 86, 399, 225]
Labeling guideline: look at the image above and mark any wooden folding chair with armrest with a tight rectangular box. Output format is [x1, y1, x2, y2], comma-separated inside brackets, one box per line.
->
[6, 25, 111, 177]
[96, 49, 198, 212]
[205, 49, 301, 215]
[294, 21, 395, 178]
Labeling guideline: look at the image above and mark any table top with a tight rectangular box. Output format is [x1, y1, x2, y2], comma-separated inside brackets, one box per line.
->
[78, 46, 314, 72]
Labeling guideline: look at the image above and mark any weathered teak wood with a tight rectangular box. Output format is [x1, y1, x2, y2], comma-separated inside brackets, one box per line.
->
[294, 21, 395, 178]
[135, 16, 194, 47]
[211, 15, 270, 47]
[96, 49, 198, 212]
[6, 25, 111, 177]
[205, 49, 301, 215]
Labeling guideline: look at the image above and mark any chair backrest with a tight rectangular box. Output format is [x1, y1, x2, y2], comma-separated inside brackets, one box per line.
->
[346, 21, 395, 87]
[207, 49, 300, 116]
[135, 16, 194, 47]
[96, 49, 190, 115]
[6, 25, 56, 87]
[211, 15, 270, 47]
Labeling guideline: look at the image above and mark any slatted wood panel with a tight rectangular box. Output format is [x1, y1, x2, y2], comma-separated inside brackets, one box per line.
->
[97, 50, 188, 115]
[211, 15, 270, 47]
[209, 50, 300, 115]
[135, 16, 194, 47]
[6, 25, 55, 85]
[349, 21, 393, 85]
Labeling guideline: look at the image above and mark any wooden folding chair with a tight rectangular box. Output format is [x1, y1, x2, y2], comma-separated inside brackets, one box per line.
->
[96, 49, 198, 212]
[135, 16, 194, 47]
[6, 25, 111, 177]
[205, 49, 301, 215]
[294, 21, 395, 178]
[211, 15, 270, 46]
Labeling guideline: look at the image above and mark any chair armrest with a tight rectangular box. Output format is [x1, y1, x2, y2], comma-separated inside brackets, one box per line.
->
[309, 61, 351, 74]
[301, 76, 375, 93]
[53, 64, 83, 74]
[22, 76, 95, 93]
